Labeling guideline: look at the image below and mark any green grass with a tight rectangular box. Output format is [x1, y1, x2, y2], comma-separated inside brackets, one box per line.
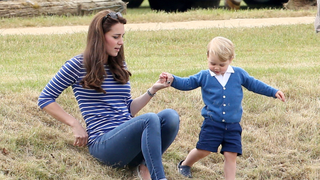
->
[1, 7, 320, 180]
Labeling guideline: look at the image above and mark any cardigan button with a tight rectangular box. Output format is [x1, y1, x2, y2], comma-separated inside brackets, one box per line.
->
[222, 119, 225, 122]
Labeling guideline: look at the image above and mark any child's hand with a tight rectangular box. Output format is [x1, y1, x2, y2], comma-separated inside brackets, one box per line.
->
[275, 91, 286, 102]
[161, 72, 173, 85]
[151, 72, 174, 91]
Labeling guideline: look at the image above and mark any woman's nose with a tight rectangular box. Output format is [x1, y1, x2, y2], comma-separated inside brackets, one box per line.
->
[118, 38, 124, 45]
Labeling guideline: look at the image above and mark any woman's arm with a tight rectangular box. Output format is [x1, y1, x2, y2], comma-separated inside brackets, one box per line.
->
[38, 57, 88, 146]
[130, 73, 170, 116]
[43, 102, 88, 147]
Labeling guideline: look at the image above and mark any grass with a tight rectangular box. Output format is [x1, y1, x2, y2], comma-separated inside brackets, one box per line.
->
[1, 4, 320, 180]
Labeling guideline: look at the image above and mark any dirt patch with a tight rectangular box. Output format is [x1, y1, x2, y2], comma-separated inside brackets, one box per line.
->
[0, 16, 315, 35]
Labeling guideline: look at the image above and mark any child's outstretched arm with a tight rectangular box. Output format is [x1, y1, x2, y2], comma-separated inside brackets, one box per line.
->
[275, 91, 286, 102]
[161, 71, 202, 91]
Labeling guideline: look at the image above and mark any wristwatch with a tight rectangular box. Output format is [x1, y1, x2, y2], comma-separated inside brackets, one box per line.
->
[147, 88, 156, 97]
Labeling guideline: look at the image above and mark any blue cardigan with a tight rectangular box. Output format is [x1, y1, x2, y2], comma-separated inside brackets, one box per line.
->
[171, 67, 278, 123]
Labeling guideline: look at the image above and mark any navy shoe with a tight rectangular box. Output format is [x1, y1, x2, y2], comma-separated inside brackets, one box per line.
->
[177, 160, 192, 178]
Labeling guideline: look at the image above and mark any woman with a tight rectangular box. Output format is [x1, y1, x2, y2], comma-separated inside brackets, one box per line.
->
[38, 10, 180, 180]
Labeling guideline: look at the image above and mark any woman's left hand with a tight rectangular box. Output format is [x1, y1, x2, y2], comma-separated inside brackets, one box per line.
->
[151, 72, 172, 91]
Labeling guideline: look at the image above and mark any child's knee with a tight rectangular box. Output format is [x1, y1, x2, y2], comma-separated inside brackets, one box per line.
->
[223, 152, 237, 162]
[196, 148, 211, 157]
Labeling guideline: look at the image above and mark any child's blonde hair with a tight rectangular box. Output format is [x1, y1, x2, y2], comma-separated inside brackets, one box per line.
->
[207, 36, 235, 62]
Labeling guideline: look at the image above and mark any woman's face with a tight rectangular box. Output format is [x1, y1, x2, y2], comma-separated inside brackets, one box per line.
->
[104, 23, 125, 57]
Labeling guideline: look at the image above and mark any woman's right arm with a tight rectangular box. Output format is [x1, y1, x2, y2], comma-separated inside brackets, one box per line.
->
[38, 57, 88, 147]
[42, 102, 88, 147]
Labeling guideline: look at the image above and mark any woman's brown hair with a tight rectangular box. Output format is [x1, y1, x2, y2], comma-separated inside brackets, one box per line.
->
[81, 10, 131, 93]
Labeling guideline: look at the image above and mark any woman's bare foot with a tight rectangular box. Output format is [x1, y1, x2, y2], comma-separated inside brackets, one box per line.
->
[137, 164, 151, 180]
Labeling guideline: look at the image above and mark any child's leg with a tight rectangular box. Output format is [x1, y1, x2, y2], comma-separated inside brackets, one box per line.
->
[223, 151, 237, 180]
[182, 148, 211, 167]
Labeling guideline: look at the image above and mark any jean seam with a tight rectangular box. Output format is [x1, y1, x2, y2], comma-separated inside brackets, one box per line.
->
[145, 123, 156, 179]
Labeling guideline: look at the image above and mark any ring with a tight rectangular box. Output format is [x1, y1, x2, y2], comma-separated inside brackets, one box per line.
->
[167, 81, 171, 84]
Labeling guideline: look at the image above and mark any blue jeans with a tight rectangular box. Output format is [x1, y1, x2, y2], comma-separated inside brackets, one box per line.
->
[88, 109, 180, 180]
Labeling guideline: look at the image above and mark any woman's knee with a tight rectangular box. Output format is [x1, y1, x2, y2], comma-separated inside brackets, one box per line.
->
[162, 108, 180, 124]
[158, 109, 180, 132]
[145, 112, 159, 120]
[143, 112, 161, 126]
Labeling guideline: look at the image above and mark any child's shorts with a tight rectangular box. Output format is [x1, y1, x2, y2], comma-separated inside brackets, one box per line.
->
[196, 118, 242, 156]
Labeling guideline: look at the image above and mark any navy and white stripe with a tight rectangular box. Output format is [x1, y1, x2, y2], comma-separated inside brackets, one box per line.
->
[38, 54, 133, 145]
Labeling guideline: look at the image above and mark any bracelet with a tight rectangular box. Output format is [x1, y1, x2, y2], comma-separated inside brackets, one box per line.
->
[147, 88, 156, 97]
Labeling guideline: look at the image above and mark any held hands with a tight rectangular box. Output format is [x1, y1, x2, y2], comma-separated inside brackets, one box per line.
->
[150, 72, 174, 93]
[275, 91, 286, 102]
[160, 72, 174, 86]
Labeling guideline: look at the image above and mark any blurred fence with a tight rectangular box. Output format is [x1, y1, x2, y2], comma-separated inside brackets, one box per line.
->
[0, 0, 127, 18]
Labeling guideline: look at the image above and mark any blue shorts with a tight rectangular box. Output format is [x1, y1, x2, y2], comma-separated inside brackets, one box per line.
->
[196, 118, 242, 156]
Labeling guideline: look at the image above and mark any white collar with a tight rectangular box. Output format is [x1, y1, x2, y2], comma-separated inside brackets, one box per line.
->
[209, 66, 234, 76]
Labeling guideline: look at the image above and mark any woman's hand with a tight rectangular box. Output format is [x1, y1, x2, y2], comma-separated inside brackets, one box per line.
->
[162, 72, 174, 85]
[42, 102, 88, 147]
[150, 72, 174, 92]
[130, 72, 175, 115]
[71, 122, 88, 147]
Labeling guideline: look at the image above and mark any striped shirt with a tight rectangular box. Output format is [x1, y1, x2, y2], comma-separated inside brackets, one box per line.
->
[38, 54, 133, 145]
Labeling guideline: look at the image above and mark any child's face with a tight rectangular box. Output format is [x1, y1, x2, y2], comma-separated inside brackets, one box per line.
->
[207, 53, 232, 76]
